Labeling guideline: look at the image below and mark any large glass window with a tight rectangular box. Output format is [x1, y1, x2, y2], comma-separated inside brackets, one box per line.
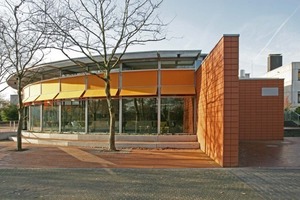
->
[122, 61, 157, 71]
[88, 99, 119, 133]
[61, 100, 85, 133]
[43, 102, 59, 132]
[29, 105, 41, 131]
[161, 60, 195, 69]
[122, 98, 157, 134]
[160, 97, 194, 134]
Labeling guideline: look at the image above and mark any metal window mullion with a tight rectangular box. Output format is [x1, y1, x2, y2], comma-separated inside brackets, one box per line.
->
[40, 104, 43, 132]
[85, 75, 88, 133]
[85, 100, 89, 133]
[119, 63, 123, 134]
[58, 102, 62, 133]
[157, 60, 161, 135]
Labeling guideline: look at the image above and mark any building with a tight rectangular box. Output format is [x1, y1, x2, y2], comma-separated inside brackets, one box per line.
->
[264, 61, 300, 109]
[10, 94, 18, 105]
[7, 35, 284, 167]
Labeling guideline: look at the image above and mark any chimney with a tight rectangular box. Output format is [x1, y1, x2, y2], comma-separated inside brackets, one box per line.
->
[240, 69, 245, 78]
[268, 54, 282, 72]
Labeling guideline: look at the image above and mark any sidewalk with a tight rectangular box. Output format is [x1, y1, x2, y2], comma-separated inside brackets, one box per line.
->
[1, 137, 300, 168]
[0, 168, 299, 199]
[0, 140, 219, 168]
[1, 138, 300, 199]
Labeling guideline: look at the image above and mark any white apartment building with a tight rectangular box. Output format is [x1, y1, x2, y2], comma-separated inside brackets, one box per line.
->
[264, 61, 300, 108]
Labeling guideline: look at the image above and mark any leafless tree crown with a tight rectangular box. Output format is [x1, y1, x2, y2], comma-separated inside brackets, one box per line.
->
[38, 0, 167, 70]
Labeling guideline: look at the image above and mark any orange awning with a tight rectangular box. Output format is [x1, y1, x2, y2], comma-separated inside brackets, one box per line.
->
[120, 87, 157, 96]
[36, 93, 58, 101]
[83, 88, 118, 98]
[161, 85, 195, 95]
[23, 95, 40, 103]
[55, 90, 85, 100]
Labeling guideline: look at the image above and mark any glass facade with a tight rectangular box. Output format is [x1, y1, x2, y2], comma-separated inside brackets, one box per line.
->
[122, 98, 157, 134]
[24, 55, 198, 135]
[88, 99, 119, 133]
[29, 105, 41, 131]
[160, 97, 194, 134]
[27, 97, 194, 135]
[61, 100, 85, 133]
[43, 102, 59, 132]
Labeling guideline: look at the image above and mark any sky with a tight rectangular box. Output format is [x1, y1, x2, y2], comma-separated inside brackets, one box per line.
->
[2, 0, 300, 99]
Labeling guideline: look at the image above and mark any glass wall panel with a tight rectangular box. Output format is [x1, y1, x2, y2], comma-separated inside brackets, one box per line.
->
[160, 97, 194, 134]
[88, 99, 119, 133]
[122, 98, 157, 134]
[161, 60, 194, 69]
[122, 61, 157, 71]
[61, 100, 85, 133]
[43, 102, 59, 132]
[29, 105, 41, 131]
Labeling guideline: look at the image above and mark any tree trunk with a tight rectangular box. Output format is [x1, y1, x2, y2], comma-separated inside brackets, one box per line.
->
[16, 83, 23, 151]
[105, 71, 117, 151]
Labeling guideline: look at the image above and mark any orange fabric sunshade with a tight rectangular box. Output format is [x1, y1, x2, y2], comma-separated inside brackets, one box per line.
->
[161, 85, 195, 95]
[36, 93, 58, 101]
[60, 76, 85, 91]
[55, 90, 85, 100]
[83, 88, 118, 98]
[23, 95, 40, 103]
[120, 87, 157, 96]
[87, 73, 119, 89]
[122, 71, 157, 87]
[161, 70, 194, 85]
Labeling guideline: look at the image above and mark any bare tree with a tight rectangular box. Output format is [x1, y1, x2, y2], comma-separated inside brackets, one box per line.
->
[0, 30, 9, 93]
[0, 0, 51, 151]
[38, 0, 167, 151]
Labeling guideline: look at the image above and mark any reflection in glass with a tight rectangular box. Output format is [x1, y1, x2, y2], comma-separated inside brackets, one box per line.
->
[122, 61, 157, 71]
[122, 98, 157, 134]
[61, 100, 85, 133]
[88, 99, 119, 133]
[29, 105, 41, 131]
[43, 101, 59, 132]
[160, 97, 194, 134]
[161, 60, 194, 69]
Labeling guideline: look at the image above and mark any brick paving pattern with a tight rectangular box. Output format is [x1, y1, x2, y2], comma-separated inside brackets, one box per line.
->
[1, 138, 300, 199]
[0, 168, 299, 199]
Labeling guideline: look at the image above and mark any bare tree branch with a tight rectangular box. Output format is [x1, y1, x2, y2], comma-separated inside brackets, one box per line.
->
[34, 0, 168, 150]
[0, 0, 53, 150]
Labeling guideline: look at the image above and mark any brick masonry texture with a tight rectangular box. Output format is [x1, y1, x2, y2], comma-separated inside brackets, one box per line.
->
[196, 35, 239, 167]
[239, 79, 284, 140]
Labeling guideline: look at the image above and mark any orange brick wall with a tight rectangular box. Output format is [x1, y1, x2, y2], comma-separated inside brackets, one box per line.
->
[239, 79, 284, 140]
[196, 35, 239, 167]
[183, 97, 194, 134]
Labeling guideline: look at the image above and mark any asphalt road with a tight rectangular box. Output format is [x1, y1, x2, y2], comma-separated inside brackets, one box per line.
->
[0, 168, 299, 200]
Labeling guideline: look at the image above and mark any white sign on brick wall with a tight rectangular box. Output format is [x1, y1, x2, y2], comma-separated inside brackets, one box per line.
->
[262, 87, 279, 96]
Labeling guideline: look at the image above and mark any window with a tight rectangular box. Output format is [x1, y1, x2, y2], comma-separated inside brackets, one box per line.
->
[43, 101, 59, 132]
[298, 69, 300, 81]
[122, 98, 157, 134]
[29, 105, 41, 131]
[88, 99, 119, 133]
[160, 97, 194, 134]
[298, 92, 300, 103]
[61, 100, 85, 133]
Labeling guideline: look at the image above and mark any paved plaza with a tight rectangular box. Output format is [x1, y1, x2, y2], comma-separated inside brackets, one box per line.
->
[0, 138, 300, 199]
[0, 168, 299, 199]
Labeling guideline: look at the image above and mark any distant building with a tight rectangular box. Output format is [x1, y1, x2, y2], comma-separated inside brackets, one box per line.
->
[10, 94, 18, 105]
[264, 62, 300, 108]
[267, 54, 283, 72]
